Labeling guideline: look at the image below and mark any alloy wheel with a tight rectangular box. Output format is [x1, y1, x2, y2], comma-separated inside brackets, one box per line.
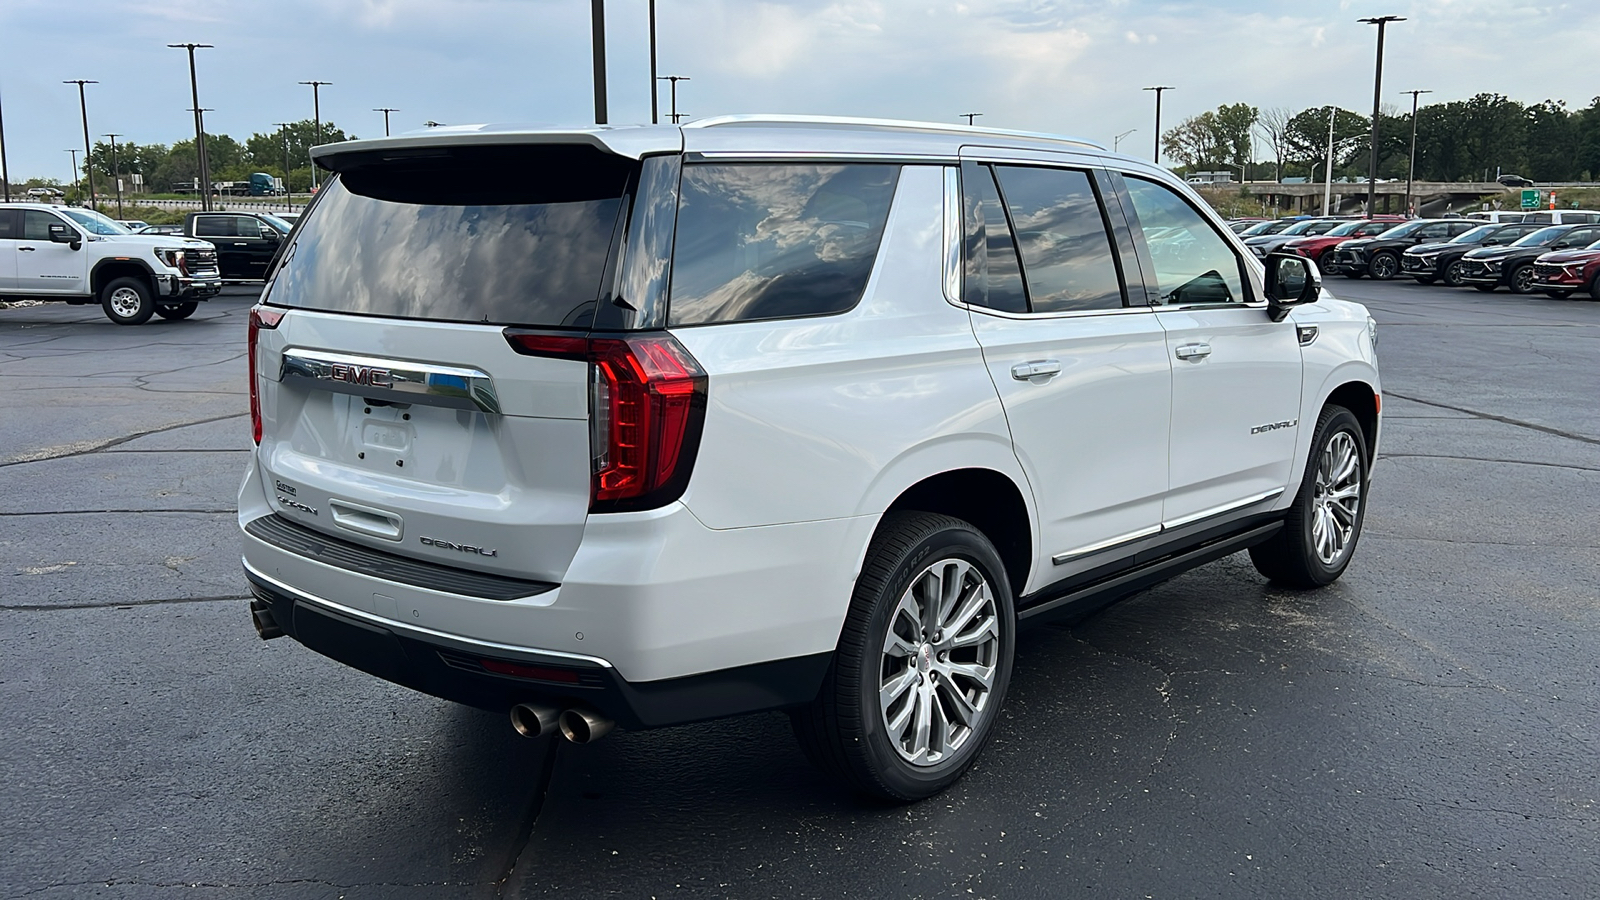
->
[1369, 254, 1398, 280]
[878, 558, 1000, 767]
[1310, 431, 1362, 566]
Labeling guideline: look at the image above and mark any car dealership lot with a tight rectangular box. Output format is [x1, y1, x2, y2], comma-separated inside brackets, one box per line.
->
[2, 282, 1596, 898]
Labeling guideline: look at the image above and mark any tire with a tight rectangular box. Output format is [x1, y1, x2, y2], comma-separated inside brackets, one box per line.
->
[1249, 405, 1369, 589]
[100, 277, 155, 326]
[1543, 290, 1573, 300]
[1473, 284, 1497, 293]
[1588, 272, 1600, 300]
[1508, 264, 1535, 294]
[1441, 260, 1466, 287]
[155, 301, 199, 320]
[791, 512, 1015, 802]
[1367, 252, 1400, 280]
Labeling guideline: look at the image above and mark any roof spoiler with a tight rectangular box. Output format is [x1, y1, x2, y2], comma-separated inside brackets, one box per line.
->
[310, 124, 684, 172]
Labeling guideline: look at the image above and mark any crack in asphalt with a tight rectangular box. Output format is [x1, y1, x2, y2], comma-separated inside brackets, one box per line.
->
[1383, 391, 1600, 446]
[493, 737, 564, 899]
[1378, 453, 1600, 473]
[0, 412, 248, 467]
[0, 594, 247, 611]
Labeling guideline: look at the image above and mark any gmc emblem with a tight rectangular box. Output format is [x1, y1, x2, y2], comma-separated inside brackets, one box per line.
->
[327, 363, 393, 388]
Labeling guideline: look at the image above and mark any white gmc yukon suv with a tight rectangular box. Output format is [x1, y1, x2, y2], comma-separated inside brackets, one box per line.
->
[0, 203, 221, 324]
[240, 117, 1380, 800]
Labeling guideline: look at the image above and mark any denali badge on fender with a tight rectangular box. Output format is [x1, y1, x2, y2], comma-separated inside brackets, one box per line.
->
[419, 536, 499, 557]
[1251, 419, 1299, 435]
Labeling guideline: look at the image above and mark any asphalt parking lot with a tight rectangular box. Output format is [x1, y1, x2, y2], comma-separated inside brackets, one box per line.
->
[2, 280, 1597, 899]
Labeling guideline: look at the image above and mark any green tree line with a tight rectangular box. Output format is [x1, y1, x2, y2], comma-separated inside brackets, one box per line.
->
[1163, 93, 1600, 183]
[79, 119, 354, 195]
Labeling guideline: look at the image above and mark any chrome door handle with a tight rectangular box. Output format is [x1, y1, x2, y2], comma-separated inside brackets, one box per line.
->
[1011, 360, 1062, 380]
[18, 246, 36, 251]
[233, 242, 249, 246]
[1174, 342, 1212, 361]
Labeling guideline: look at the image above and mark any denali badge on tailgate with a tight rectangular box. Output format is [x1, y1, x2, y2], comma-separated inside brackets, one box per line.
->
[419, 536, 498, 558]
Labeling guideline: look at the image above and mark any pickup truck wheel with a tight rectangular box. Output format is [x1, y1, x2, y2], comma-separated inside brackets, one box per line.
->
[155, 301, 199, 321]
[791, 512, 1014, 802]
[100, 277, 154, 326]
[1367, 252, 1400, 280]
[1508, 264, 1535, 294]
[1442, 261, 1467, 287]
[1249, 405, 1368, 589]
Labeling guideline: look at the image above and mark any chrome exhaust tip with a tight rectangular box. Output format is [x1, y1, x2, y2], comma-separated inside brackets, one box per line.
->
[249, 596, 284, 640]
[509, 703, 560, 739]
[558, 708, 614, 744]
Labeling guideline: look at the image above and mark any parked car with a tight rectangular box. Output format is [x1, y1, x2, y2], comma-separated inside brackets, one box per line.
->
[0, 203, 220, 324]
[240, 116, 1382, 801]
[1280, 217, 1407, 265]
[1464, 211, 1528, 223]
[1530, 237, 1600, 299]
[1401, 222, 1547, 286]
[1496, 174, 1535, 188]
[1517, 210, 1600, 225]
[1236, 218, 1299, 238]
[136, 224, 184, 236]
[24, 187, 65, 199]
[183, 211, 293, 280]
[115, 219, 150, 231]
[1242, 217, 1347, 258]
[1458, 224, 1600, 293]
[1227, 217, 1268, 234]
[1323, 218, 1480, 280]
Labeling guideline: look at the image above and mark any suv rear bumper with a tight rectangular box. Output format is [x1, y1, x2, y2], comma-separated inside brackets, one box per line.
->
[244, 566, 830, 729]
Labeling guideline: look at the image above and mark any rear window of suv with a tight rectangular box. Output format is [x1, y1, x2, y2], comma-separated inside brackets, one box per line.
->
[667, 163, 900, 326]
[265, 145, 635, 328]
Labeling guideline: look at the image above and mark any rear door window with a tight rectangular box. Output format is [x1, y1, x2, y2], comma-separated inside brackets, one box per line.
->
[959, 161, 1027, 313]
[0, 209, 17, 238]
[991, 165, 1126, 312]
[266, 145, 635, 327]
[667, 163, 900, 326]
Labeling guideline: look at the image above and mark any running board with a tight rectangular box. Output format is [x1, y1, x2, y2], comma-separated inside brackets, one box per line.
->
[1018, 521, 1283, 624]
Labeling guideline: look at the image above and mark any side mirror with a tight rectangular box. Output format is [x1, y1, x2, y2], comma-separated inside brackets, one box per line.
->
[48, 223, 81, 250]
[1264, 252, 1321, 322]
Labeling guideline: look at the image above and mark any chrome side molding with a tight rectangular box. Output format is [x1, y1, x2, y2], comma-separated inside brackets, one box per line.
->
[1052, 488, 1286, 566]
[281, 348, 501, 414]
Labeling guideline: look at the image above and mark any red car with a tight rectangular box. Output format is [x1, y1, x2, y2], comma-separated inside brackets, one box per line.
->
[1281, 217, 1407, 264]
[1530, 238, 1600, 298]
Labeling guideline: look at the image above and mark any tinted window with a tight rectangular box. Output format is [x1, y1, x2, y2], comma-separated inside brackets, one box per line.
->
[992, 165, 1123, 312]
[1123, 176, 1247, 305]
[1415, 223, 1453, 239]
[1513, 227, 1570, 247]
[668, 164, 898, 326]
[0, 210, 17, 238]
[194, 216, 234, 237]
[1356, 221, 1397, 236]
[21, 211, 66, 241]
[960, 162, 1027, 313]
[1558, 226, 1600, 246]
[267, 145, 633, 327]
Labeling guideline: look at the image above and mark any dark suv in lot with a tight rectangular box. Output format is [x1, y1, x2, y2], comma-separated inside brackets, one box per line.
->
[1401, 222, 1547, 286]
[1458, 224, 1600, 293]
[1324, 218, 1480, 280]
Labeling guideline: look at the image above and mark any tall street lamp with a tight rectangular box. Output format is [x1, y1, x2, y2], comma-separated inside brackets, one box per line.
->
[0, 78, 11, 202]
[1359, 15, 1405, 218]
[168, 44, 213, 211]
[374, 107, 398, 137]
[274, 122, 294, 210]
[1143, 86, 1173, 164]
[1114, 128, 1136, 153]
[591, 0, 608, 124]
[658, 75, 689, 124]
[1400, 88, 1432, 217]
[105, 133, 124, 218]
[299, 81, 331, 191]
[64, 80, 98, 209]
[66, 149, 80, 198]
[960, 113, 983, 126]
[648, 0, 659, 124]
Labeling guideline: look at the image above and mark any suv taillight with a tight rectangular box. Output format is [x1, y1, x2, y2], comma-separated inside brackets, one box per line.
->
[248, 307, 285, 444]
[505, 330, 707, 513]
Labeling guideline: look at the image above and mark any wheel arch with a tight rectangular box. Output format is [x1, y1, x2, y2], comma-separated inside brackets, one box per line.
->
[91, 258, 158, 296]
[881, 467, 1033, 600]
[1323, 379, 1380, 465]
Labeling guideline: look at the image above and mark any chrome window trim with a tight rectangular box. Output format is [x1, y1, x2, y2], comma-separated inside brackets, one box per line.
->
[963, 303, 1159, 321]
[241, 561, 614, 667]
[942, 166, 963, 304]
[686, 150, 956, 163]
[281, 347, 502, 414]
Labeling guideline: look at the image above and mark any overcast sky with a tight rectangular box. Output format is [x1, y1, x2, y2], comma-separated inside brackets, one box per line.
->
[2, 0, 1597, 181]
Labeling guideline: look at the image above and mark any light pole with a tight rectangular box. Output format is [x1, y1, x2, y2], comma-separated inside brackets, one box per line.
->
[105, 133, 124, 218]
[591, 0, 608, 124]
[658, 75, 690, 124]
[274, 122, 294, 210]
[0, 78, 10, 202]
[374, 107, 398, 137]
[1114, 128, 1137, 153]
[1143, 86, 1173, 164]
[1323, 105, 1336, 215]
[648, 0, 659, 124]
[66, 149, 80, 199]
[168, 44, 213, 211]
[299, 81, 331, 191]
[1359, 15, 1405, 218]
[960, 113, 982, 126]
[1400, 89, 1432, 217]
[64, 80, 98, 209]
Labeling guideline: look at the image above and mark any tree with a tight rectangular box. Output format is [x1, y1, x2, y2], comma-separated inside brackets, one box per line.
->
[1211, 102, 1259, 174]
[1161, 104, 1258, 174]
[1526, 100, 1578, 181]
[245, 120, 354, 178]
[1257, 107, 1295, 182]
[1282, 107, 1368, 179]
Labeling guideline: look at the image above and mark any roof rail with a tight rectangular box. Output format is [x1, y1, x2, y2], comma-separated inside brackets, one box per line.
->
[684, 114, 1106, 151]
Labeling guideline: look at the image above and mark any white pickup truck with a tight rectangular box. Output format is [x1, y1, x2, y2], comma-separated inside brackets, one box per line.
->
[0, 203, 222, 325]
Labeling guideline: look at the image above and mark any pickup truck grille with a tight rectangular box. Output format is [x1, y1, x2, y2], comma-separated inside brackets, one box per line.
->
[188, 248, 218, 266]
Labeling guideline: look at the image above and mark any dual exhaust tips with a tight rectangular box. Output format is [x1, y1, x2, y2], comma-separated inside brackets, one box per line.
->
[510, 703, 613, 744]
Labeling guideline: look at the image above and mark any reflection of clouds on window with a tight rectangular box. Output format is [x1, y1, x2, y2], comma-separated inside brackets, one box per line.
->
[270, 179, 621, 326]
[668, 164, 900, 326]
[995, 166, 1123, 312]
